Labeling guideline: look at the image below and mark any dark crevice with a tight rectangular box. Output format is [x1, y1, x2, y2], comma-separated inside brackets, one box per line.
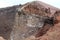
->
[35, 17, 54, 38]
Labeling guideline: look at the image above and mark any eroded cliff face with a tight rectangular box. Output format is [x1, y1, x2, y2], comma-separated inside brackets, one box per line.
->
[0, 6, 18, 40]
[0, 1, 60, 40]
[10, 1, 60, 40]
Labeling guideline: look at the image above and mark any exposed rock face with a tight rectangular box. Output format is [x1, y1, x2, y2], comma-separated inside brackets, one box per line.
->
[10, 1, 59, 40]
[0, 1, 60, 40]
[0, 5, 19, 40]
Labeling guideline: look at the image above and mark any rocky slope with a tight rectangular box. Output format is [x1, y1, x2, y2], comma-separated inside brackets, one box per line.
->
[0, 5, 21, 40]
[0, 1, 60, 40]
[18, 1, 60, 40]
